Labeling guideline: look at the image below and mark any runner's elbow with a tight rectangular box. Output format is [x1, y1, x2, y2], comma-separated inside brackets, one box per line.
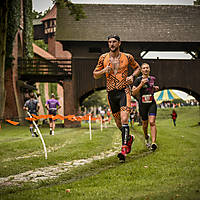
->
[93, 72, 100, 79]
[132, 91, 137, 96]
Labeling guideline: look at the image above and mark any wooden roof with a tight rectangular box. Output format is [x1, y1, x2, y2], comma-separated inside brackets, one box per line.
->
[41, 5, 57, 22]
[56, 4, 200, 42]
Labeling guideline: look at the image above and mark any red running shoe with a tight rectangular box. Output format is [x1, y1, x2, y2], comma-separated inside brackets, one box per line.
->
[117, 145, 128, 162]
[126, 135, 135, 154]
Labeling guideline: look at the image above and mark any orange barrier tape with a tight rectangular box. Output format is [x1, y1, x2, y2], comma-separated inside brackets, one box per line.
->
[52, 115, 65, 120]
[6, 120, 20, 126]
[7, 114, 108, 124]
[25, 117, 37, 121]
[32, 114, 41, 120]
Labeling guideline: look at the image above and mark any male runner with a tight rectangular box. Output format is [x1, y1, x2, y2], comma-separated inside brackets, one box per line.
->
[93, 34, 141, 161]
[132, 63, 159, 151]
[23, 92, 40, 137]
[45, 93, 61, 135]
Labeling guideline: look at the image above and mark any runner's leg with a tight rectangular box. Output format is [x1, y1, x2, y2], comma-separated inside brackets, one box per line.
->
[142, 120, 148, 138]
[148, 102, 157, 143]
[149, 115, 157, 143]
[112, 112, 122, 129]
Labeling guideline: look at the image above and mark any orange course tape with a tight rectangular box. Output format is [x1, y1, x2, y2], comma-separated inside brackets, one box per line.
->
[6, 120, 20, 126]
[6, 113, 103, 125]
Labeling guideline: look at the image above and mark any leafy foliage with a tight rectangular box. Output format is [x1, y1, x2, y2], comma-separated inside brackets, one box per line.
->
[48, 83, 58, 99]
[82, 90, 108, 108]
[32, 8, 51, 19]
[34, 40, 48, 51]
[5, 0, 20, 69]
[52, 0, 86, 21]
[23, 0, 34, 59]
[194, 0, 200, 5]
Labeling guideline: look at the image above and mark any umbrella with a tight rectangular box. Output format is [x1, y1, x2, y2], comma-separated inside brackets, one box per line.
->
[154, 89, 181, 104]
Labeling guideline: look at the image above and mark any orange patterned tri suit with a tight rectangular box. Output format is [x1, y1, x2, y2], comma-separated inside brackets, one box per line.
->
[95, 52, 139, 118]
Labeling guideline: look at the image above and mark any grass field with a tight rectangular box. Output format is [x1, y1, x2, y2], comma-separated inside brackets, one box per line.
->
[0, 106, 199, 200]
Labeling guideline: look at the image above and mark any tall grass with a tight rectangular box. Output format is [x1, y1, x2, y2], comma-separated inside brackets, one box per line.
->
[0, 106, 199, 200]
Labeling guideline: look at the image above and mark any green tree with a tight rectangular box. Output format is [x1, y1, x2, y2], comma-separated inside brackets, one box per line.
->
[34, 40, 48, 51]
[52, 0, 86, 21]
[0, 0, 8, 121]
[194, 0, 200, 5]
[32, 8, 51, 19]
[82, 90, 108, 109]
[0, 0, 85, 120]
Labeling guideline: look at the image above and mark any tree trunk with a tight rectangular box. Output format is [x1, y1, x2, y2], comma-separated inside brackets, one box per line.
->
[0, 0, 8, 121]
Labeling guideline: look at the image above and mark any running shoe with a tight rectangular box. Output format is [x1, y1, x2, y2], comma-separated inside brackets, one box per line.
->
[126, 135, 135, 154]
[50, 130, 52, 135]
[145, 134, 151, 148]
[151, 143, 158, 151]
[117, 145, 128, 162]
[32, 134, 35, 137]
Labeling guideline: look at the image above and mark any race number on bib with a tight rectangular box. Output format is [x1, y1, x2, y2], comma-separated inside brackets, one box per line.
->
[142, 94, 153, 103]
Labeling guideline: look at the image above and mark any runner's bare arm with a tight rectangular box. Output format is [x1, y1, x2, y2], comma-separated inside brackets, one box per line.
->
[23, 106, 28, 111]
[132, 65, 141, 77]
[126, 66, 141, 84]
[37, 104, 40, 112]
[153, 86, 159, 91]
[45, 103, 49, 111]
[132, 78, 147, 96]
[126, 55, 141, 84]
[93, 65, 111, 79]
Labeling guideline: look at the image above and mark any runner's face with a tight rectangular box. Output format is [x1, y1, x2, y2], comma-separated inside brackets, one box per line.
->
[141, 64, 150, 76]
[108, 38, 120, 52]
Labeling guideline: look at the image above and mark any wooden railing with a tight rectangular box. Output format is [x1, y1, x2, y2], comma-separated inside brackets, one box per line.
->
[18, 58, 72, 82]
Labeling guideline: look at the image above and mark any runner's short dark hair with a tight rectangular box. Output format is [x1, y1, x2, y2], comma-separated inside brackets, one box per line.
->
[107, 34, 120, 41]
[29, 92, 34, 98]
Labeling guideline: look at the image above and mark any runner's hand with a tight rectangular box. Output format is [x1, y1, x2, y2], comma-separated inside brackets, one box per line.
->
[105, 65, 112, 74]
[141, 78, 148, 85]
[126, 76, 133, 84]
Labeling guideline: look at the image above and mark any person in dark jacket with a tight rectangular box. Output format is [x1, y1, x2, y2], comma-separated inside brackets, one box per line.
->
[171, 109, 177, 127]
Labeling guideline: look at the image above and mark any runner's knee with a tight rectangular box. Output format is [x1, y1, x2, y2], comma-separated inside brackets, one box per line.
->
[149, 121, 155, 127]
[120, 111, 129, 124]
[142, 120, 148, 129]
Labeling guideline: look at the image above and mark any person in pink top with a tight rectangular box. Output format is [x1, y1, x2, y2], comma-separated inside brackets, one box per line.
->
[45, 93, 61, 135]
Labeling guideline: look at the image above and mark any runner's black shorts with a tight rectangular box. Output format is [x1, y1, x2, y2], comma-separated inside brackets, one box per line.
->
[107, 88, 130, 114]
[139, 100, 157, 121]
[49, 110, 57, 122]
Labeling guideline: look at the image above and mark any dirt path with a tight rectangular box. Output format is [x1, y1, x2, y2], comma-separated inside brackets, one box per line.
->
[0, 143, 120, 187]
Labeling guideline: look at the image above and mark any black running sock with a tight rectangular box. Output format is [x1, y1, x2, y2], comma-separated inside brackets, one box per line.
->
[121, 124, 129, 145]
[34, 129, 38, 136]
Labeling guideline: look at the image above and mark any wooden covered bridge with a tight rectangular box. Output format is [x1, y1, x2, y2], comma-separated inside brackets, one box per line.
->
[21, 4, 200, 127]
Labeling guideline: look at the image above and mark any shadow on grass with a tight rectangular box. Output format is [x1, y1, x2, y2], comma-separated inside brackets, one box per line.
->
[189, 123, 200, 128]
